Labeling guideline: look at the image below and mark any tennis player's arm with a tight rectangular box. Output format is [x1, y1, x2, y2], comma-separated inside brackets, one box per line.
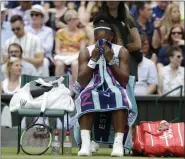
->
[77, 48, 94, 88]
[110, 47, 130, 87]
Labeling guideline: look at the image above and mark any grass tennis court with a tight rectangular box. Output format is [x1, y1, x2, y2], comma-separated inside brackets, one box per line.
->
[1, 147, 184, 159]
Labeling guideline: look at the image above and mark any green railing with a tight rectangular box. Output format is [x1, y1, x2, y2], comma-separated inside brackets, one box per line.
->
[155, 85, 183, 122]
[1, 89, 184, 126]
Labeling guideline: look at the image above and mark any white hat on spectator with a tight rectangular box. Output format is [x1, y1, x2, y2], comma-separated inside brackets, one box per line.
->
[29, 4, 49, 23]
[1, 4, 7, 12]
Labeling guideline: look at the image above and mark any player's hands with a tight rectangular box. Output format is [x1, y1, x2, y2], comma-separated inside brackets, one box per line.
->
[91, 44, 100, 62]
[103, 44, 114, 62]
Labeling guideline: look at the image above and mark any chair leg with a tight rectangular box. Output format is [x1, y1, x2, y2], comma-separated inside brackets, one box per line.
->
[66, 113, 69, 131]
[17, 116, 22, 154]
[60, 116, 64, 155]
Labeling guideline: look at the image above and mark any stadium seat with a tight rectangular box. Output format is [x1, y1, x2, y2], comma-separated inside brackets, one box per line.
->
[16, 74, 70, 154]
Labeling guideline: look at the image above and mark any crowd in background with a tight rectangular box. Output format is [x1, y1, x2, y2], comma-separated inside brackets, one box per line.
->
[1, 1, 184, 100]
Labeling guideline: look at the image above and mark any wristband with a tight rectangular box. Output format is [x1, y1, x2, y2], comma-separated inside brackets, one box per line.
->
[90, 58, 97, 62]
[87, 59, 97, 69]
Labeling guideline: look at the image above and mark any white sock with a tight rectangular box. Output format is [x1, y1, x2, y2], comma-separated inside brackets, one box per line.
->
[114, 132, 124, 144]
[81, 130, 91, 146]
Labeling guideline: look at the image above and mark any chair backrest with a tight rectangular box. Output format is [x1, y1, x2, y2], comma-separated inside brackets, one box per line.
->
[21, 74, 69, 88]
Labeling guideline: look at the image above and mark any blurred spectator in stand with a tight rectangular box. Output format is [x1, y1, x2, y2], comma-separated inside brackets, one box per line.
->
[1, 57, 21, 128]
[7, 1, 46, 9]
[151, 1, 169, 50]
[46, 1, 68, 31]
[134, 37, 158, 95]
[1, 43, 38, 81]
[157, 25, 185, 72]
[26, 4, 53, 58]
[1, 57, 21, 94]
[54, 9, 86, 84]
[130, 2, 138, 20]
[136, 1, 154, 44]
[1, 4, 14, 63]
[78, 1, 97, 26]
[68, 1, 81, 9]
[8, 1, 32, 26]
[3, 15, 49, 76]
[172, 1, 184, 21]
[25, 4, 54, 75]
[130, 1, 162, 20]
[67, 1, 76, 10]
[46, 1, 80, 28]
[130, 1, 155, 21]
[78, 1, 101, 45]
[158, 46, 184, 96]
[152, 1, 169, 20]
[101, 1, 142, 81]
[124, 1, 135, 10]
[89, 2, 101, 23]
[42, 1, 55, 10]
[140, 34, 157, 64]
[153, 3, 183, 49]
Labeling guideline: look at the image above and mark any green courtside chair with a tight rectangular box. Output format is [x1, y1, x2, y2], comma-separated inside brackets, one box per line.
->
[16, 74, 69, 154]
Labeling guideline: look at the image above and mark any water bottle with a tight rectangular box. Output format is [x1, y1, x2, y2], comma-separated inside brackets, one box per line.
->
[63, 131, 72, 155]
[51, 131, 61, 156]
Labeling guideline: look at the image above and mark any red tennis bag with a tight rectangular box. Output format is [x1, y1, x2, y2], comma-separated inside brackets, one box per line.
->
[133, 121, 184, 157]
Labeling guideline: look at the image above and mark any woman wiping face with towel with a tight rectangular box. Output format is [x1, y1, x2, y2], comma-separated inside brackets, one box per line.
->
[75, 13, 131, 157]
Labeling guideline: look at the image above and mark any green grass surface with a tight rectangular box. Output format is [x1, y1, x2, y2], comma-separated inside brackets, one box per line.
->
[1, 147, 184, 159]
[1, 147, 117, 159]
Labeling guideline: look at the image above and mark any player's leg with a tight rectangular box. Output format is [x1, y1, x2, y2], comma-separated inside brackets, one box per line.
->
[78, 113, 94, 156]
[111, 109, 127, 157]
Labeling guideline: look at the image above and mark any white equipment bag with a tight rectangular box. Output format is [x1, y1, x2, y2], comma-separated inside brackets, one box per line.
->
[9, 76, 75, 113]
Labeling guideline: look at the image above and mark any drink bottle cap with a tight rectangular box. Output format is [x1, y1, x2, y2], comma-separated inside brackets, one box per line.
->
[55, 131, 60, 136]
[66, 131, 70, 136]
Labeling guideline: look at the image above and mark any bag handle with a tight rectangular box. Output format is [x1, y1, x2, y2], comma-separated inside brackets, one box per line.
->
[142, 120, 170, 136]
[40, 92, 48, 113]
[49, 76, 64, 86]
[35, 76, 64, 87]
[142, 129, 164, 136]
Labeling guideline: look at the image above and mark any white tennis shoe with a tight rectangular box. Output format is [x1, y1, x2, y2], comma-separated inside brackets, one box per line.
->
[111, 141, 123, 157]
[91, 140, 99, 153]
[78, 144, 92, 156]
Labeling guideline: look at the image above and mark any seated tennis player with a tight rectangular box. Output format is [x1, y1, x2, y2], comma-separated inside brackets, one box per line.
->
[75, 14, 131, 157]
